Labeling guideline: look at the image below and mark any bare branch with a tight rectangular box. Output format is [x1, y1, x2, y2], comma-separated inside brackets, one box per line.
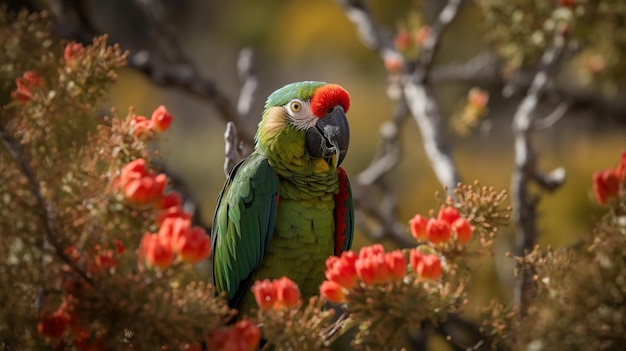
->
[236, 47, 259, 121]
[511, 27, 568, 313]
[223, 122, 243, 177]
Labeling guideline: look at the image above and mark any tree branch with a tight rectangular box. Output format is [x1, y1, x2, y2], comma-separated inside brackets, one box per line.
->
[511, 27, 568, 314]
[0, 124, 91, 284]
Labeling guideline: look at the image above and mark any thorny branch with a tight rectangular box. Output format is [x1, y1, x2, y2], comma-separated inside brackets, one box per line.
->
[511, 27, 568, 314]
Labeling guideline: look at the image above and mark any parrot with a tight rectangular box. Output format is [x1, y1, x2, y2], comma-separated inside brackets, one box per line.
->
[211, 81, 354, 313]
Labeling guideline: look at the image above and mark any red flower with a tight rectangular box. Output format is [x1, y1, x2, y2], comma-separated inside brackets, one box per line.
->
[151, 105, 173, 132]
[358, 244, 385, 259]
[593, 168, 619, 204]
[114, 239, 125, 254]
[93, 249, 116, 270]
[385, 250, 407, 281]
[130, 115, 153, 138]
[452, 217, 473, 244]
[157, 191, 182, 210]
[320, 280, 347, 303]
[206, 328, 245, 351]
[394, 30, 411, 51]
[175, 226, 211, 263]
[64, 42, 85, 66]
[355, 254, 389, 285]
[409, 214, 429, 241]
[234, 319, 261, 351]
[410, 250, 442, 280]
[437, 206, 460, 225]
[324, 251, 357, 288]
[384, 55, 404, 73]
[426, 218, 452, 243]
[123, 173, 167, 204]
[251, 279, 277, 310]
[118, 159, 167, 204]
[140, 233, 173, 268]
[274, 276, 300, 308]
[158, 215, 191, 245]
[11, 71, 44, 103]
[37, 310, 68, 339]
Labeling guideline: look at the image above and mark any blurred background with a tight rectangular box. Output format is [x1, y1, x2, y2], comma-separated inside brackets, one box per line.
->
[6, 0, 626, 322]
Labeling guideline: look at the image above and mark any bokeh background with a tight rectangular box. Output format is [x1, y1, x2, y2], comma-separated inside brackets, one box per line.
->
[9, 0, 626, 316]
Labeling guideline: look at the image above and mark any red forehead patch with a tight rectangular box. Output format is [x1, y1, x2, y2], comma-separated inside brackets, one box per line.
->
[310, 84, 350, 118]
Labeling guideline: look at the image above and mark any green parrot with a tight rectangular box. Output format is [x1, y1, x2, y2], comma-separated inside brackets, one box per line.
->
[211, 81, 354, 313]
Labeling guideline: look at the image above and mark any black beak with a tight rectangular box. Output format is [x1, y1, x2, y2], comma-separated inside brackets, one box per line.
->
[305, 105, 350, 168]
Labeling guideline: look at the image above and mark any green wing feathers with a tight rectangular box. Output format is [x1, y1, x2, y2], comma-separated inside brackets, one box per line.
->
[211, 152, 279, 307]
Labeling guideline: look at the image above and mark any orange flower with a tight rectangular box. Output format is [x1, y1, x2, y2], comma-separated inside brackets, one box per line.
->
[324, 251, 357, 288]
[426, 218, 451, 243]
[234, 319, 261, 351]
[452, 217, 473, 244]
[118, 158, 148, 187]
[175, 226, 211, 263]
[274, 276, 300, 308]
[385, 250, 407, 281]
[64, 42, 85, 67]
[140, 233, 173, 268]
[37, 310, 68, 339]
[151, 105, 173, 132]
[437, 206, 460, 225]
[11, 71, 44, 103]
[409, 214, 428, 240]
[410, 250, 442, 280]
[414, 26, 431, 45]
[358, 244, 385, 259]
[251, 279, 277, 310]
[320, 280, 347, 303]
[593, 168, 619, 205]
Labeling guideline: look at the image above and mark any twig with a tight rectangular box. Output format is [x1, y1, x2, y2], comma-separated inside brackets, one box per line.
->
[223, 122, 243, 177]
[511, 27, 568, 313]
[236, 47, 259, 121]
[0, 125, 91, 284]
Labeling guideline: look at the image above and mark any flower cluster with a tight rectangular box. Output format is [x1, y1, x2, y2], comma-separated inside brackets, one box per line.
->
[206, 319, 261, 351]
[117, 156, 210, 268]
[64, 42, 86, 68]
[130, 105, 173, 138]
[252, 276, 301, 310]
[319, 244, 444, 304]
[37, 299, 105, 350]
[592, 150, 626, 204]
[409, 206, 473, 246]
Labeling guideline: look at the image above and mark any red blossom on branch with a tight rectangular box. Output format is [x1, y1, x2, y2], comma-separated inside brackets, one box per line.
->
[410, 250, 442, 280]
[319, 280, 347, 303]
[593, 168, 619, 205]
[64, 42, 85, 67]
[409, 214, 428, 241]
[11, 70, 44, 103]
[140, 233, 174, 268]
[206, 319, 260, 351]
[251, 277, 301, 310]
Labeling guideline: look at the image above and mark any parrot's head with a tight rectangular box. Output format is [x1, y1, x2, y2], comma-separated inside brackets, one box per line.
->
[256, 81, 350, 171]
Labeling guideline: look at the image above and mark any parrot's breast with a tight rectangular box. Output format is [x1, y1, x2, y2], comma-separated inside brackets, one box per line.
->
[255, 174, 338, 298]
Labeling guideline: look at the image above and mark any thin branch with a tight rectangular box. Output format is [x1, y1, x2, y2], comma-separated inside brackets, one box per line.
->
[511, 27, 568, 313]
[236, 47, 259, 121]
[0, 124, 92, 284]
[223, 122, 243, 177]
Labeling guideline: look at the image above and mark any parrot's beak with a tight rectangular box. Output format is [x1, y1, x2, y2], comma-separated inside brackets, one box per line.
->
[305, 105, 350, 168]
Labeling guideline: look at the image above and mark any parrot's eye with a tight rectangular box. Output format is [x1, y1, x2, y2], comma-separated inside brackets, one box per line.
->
[290, 101, 302, 112]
